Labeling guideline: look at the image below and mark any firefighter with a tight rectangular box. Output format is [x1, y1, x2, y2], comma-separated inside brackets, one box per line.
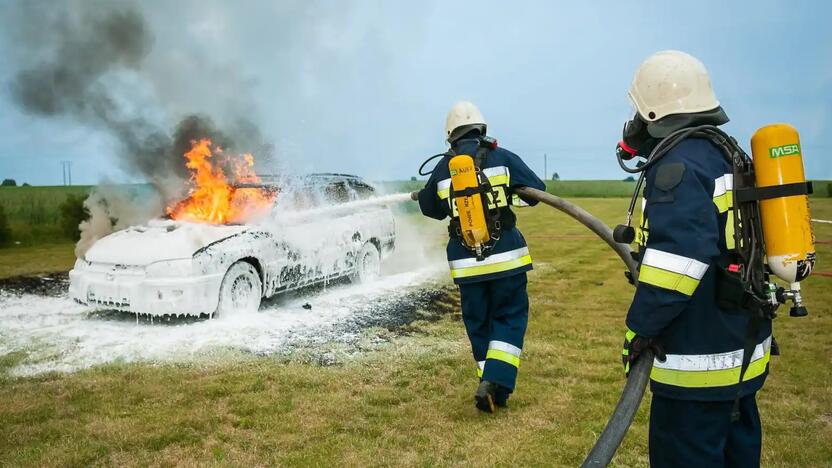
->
[619, 51, 772, 467]
[413, 101, 546, 413]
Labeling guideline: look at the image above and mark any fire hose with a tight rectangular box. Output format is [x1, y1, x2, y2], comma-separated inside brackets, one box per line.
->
[512, 187, 637, 276]
[513, 187, 651, 467]
[415, 186, 651, 466]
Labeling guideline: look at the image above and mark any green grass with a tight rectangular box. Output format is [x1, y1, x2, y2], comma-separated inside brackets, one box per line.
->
[544, 180, 637, 197]
[0, 186, 91, 245]
[811, 179, 832, 197]
[0, 242, 77, 278]
[1, 198, 830, 466]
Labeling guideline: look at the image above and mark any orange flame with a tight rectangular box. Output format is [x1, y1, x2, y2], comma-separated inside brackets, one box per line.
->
[166, 139, 275, 224]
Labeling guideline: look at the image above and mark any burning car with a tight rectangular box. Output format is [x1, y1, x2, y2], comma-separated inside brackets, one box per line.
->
[69, 140, 396, 317]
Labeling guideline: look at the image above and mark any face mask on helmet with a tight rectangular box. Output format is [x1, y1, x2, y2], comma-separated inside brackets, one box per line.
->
[616, 114, 651, 161]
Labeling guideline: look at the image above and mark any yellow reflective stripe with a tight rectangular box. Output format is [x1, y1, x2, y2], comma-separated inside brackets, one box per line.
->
[476, 367, 484, 378]
[726, 210, 736, 250]
[635, 227, 647, 247]
[713, 190, 733, 213]
[487, 174, 509, 186]
[636, 198, 648, 246]
[511, 193, 529, 207]
[639, 265, 700, 296]
[486, 349, 520, 368]
[625, 329, 637, 341]
[713, 174, 734, 213]
[450, 255, 532, 279]
[437, 178, 452, 200]
[651, 351, 770, 388]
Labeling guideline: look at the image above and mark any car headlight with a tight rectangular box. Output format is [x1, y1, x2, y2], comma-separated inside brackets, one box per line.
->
[145, 259, 194, 277]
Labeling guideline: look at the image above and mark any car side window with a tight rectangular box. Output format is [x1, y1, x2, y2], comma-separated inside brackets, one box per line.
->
[323, 180, 375, 204]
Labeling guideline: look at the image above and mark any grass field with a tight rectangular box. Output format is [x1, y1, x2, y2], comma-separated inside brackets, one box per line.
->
[0, 243, 78, 278]
[1, 197, 830, 466]
[0, 185, 91, 245]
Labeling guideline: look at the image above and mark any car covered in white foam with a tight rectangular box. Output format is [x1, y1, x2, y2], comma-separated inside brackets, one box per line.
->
[69, 174, 396, 317]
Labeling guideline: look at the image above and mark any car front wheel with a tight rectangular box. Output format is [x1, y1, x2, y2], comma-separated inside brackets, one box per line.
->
[215, 261, 262, 317]
[350, 242, 381, 283]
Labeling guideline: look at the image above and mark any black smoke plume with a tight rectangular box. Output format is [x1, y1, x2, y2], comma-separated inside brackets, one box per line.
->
[5, 1, 269, 201]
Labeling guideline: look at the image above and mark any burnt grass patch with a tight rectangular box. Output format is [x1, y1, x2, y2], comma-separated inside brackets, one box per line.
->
[270, 284, 460, 367]
[0, 272, 68, 297]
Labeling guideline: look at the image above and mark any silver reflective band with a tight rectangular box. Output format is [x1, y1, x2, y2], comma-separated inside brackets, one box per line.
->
[488, 340, 522, 357]
[477, 360, 486, 371]
[448, 247, 530, 270]
[654, 336, 772, 371]
[437, 178, 451, 193]
[482, 165, 510, 179]
[642, 248, 708, 280]
[713, 174, 734, 198]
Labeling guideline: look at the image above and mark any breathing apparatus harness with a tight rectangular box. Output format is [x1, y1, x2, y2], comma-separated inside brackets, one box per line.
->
[614, 123, 813, 419]
[419, 136, 513, 260]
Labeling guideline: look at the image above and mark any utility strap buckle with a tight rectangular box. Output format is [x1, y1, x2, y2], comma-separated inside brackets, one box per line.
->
[452, 186, 488, 198]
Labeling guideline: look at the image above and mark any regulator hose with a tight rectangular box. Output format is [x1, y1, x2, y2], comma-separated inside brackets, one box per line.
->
[512, 186, 651, 467]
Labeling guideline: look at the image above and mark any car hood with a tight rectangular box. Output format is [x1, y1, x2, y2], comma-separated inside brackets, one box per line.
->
[84, 219, 250, 266]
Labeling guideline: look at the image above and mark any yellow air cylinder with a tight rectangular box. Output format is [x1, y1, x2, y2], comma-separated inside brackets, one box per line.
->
[449, 155, 489, 251]
[750, 124, 815, 284]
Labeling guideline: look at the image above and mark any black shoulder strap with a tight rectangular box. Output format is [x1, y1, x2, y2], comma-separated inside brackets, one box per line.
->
[735, 181, 813, 203]
[731, 312, 764, 421]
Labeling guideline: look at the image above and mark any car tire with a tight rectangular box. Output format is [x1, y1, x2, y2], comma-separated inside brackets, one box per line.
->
[215, 261, 262, 317]
[350, 242, 381, 283]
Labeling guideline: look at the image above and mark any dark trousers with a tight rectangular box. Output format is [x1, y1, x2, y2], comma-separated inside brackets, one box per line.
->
[650, 393, 762, 468]
[458, 272, 529, 391]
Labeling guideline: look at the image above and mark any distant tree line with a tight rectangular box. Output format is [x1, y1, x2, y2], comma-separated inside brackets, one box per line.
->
[1, 179, 31, 187]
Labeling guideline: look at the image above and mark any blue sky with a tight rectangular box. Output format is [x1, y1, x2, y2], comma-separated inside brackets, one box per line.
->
[0, 0, 829, 185]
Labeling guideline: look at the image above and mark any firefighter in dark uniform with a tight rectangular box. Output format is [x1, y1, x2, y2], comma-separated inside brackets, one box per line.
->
[619, 51, 772, 467]
[413, 101, 546, 413]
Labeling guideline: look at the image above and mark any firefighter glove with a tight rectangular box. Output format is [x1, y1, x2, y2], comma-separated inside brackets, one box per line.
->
[622, 328, 666, 376]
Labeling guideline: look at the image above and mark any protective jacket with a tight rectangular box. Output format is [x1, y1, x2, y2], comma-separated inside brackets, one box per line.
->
[627, 137, 773, 401]
[418, 137, 545, 284]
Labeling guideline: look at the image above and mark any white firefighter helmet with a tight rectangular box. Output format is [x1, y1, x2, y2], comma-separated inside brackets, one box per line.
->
[445, 101, 486, 143]
[628, 50, 720, 123]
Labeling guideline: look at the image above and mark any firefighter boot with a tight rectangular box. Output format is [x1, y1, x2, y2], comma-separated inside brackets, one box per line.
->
[494, 385, 510, 408]
[475, 380, 497, 413]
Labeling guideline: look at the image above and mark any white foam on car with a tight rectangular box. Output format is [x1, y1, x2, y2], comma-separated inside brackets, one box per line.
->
[84, 220, 249, 265]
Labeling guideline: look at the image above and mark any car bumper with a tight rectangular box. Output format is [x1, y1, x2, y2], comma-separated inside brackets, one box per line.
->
[69, 268, 224, 316]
